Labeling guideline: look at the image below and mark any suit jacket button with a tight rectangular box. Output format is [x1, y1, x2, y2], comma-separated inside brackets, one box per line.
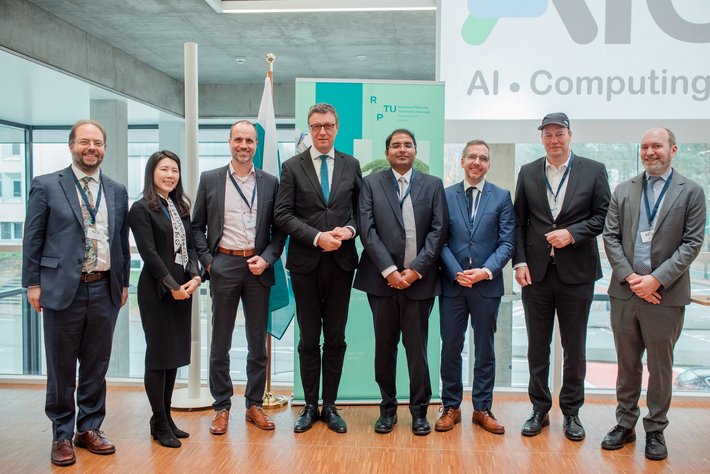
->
[552, 224, 557, 229]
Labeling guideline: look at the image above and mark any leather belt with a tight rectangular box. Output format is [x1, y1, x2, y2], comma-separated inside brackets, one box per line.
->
[80, 271, 110, 282]
[217, 246, 255, 257]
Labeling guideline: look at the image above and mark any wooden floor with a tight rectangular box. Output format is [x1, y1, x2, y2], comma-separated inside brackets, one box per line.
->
[2, 384, 710, 473]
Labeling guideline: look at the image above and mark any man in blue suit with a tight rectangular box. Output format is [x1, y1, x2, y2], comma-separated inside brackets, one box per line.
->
[22, 120, 130, 466]
[436, 140, 515, 434]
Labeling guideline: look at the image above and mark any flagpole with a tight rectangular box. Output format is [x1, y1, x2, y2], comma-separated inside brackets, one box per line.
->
[262, 52, 288, 409]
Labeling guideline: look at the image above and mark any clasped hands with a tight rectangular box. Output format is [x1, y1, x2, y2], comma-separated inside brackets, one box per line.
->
[317, 226, 354, 252]
[455, 268, 488, 287]
[171, 277, 201, 300]
[386, 268, 418, 290]
[626, 272, 662, 304]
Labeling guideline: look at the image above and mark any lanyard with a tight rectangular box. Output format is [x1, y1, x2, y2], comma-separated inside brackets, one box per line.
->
[543, 155, 574, 202]
[391, 170, 414, 207]
[643, 172, 672, 225]
[229, 172, 256, 212]
[73, 173, 103, 224]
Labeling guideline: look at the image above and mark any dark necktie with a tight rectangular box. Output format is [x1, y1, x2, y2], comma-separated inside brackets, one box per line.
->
[465, 187, 473, 219]
[319, 155, 329, 202]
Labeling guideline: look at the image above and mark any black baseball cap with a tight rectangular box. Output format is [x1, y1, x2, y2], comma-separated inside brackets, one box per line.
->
[538, 112, 570, 130]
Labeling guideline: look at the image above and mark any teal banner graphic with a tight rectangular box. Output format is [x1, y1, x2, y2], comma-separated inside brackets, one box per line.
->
[293, 79, 445, 403]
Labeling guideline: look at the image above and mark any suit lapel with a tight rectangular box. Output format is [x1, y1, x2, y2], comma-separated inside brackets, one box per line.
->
[59, 166, 86, 229]
[329, 151, 345, 204]
[653, 170, 684, 229]
[532, 158, 554, 222]
[471, 184, 491, 235]
[299, 149, 326, 205]
[454, 183, 470, 231]
[628, 173, 643, 237]
[254, 168, 264, 232]
[101, 174, 116, 240]
[557, 153, 580, 219]
[216, 165, 228, 237]
[381, 171, 404, 229]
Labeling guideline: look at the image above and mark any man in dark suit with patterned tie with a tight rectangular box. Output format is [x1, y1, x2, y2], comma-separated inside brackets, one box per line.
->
[513, 113, 610, 441]
[436, 139, 515, 434]
[601, 128, 705, 461]
[354, 129, 448, 436]
[274, 103, 361, 433]
[22, 120, 130, 466]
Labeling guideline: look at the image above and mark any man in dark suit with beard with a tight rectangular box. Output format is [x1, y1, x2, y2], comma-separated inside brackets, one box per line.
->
[22, 120, 130, 466]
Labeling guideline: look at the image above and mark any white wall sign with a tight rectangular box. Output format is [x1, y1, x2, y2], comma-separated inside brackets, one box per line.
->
[440, 0, 710, 120]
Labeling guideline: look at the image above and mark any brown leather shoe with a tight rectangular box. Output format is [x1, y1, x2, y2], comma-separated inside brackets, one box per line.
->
[473, 409, 505, 434]
[210, 409, 229, 435]
[74, 429, 116, 454]
[245, 405, 275, 430]
[435, 406, 462, 432]
[51, 439, 76, 466]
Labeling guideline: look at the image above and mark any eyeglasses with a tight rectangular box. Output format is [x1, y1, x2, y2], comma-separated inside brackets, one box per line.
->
[309, 123, 336, 133]
[388, 142, 416, 150]
[464, 154, 489, 163]
[73, 139, 105, 148]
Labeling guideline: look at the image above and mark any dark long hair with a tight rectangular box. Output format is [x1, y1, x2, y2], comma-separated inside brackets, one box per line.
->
[142, 150, 191, 217]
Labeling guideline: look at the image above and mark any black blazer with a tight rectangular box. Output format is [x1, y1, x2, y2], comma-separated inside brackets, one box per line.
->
[353, 169, 448, 299]
[274, 148, 362, 273]
[513, 153, 610, 284]
[191, 165, 285, 286]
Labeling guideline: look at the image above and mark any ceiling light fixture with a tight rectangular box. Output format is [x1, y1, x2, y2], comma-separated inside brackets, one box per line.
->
[209, 0, 436, 14]
[234, 56, 247, 64]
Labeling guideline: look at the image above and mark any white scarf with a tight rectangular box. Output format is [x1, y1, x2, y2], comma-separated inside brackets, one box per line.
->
[166, 197, 188, 271]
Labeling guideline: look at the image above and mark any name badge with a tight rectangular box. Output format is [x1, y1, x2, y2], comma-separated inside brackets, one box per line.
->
[86, 224, 108, 242]
[175, 252, 184, 265]
[244, 213, 257, 229]
[640, 230, 654, 243]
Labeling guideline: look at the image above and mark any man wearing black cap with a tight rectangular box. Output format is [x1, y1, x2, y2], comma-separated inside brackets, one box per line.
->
[513, 113, 610, 441]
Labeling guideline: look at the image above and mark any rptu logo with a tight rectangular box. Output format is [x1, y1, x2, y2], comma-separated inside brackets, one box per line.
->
[462, 0, 710, 46]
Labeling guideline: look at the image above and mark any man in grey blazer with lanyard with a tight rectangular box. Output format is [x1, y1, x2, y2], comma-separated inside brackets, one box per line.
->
[274, 103, 361, 433]
[192, 120, 285, 435]
[513, 113, 610, 441]
[601, 128, 705, 461]
[22, 120, 130, 466]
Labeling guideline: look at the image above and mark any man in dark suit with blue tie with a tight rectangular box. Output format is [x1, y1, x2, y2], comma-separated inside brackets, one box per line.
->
[22, 120, 130, 466]
[274, 103, 361, 433]
[436, 140, 515, 434]
[354, 129, 448, 436]
[513, 113, 611, 441]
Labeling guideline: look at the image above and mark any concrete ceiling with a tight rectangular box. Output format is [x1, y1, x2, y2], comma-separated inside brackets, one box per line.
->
[24, 0, 437, 85]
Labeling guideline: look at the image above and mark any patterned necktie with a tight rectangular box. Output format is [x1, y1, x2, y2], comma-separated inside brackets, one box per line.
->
[81, 176, 98, 272]
[319, 155, 330, 202]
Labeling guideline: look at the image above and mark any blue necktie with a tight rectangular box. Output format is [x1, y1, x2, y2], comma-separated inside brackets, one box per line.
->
[632, 176, 661, 275]
[319, 155, 329, 202]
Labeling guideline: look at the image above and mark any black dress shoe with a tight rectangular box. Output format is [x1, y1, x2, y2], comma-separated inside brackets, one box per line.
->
[321, 404, 347, 433]
[294, 404, 319, 433]
[375, 415, 397, 434]
[521, 411, 549, 437]
[563, 415, 585, 441]
[645, 431, 668, 461]
[412, 417, 431, 436]
[601, 425, 636, 450]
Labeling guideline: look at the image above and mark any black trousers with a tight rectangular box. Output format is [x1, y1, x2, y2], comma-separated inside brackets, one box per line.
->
[291, 253, 354, 405]
[369, 292, 434, 418]
[209, 253, 270, 411]
[43, 279, 119, 441]
[522, 263, 594, 415]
